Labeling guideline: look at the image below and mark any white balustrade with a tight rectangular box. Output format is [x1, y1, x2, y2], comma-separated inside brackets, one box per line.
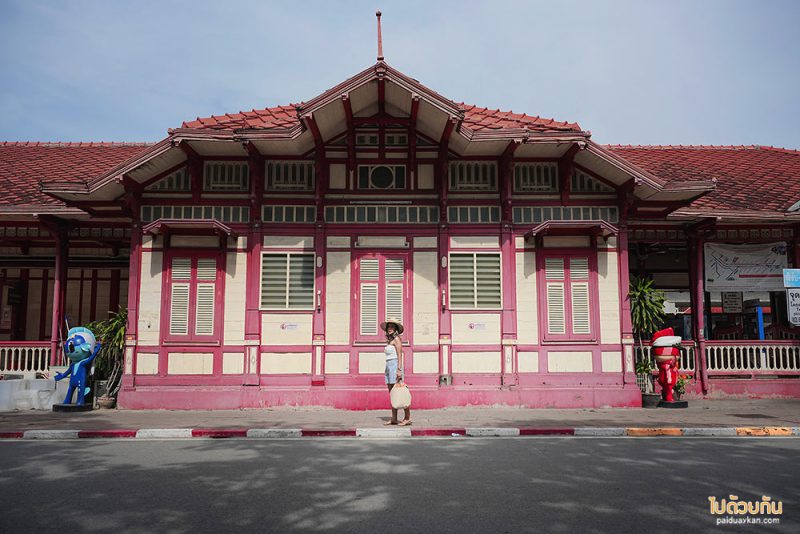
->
[705, 343, 800, 373]
[634, 344, 696, 371]
[0, 344, 51, 375]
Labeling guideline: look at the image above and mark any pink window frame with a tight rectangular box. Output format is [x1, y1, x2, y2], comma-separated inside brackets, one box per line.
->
[537, 249, 600, 343]
[258, 251, 317, 311]
[447, 250, 503, 311]
[351, 251, 411, 343]
[161, 251, 225, 344]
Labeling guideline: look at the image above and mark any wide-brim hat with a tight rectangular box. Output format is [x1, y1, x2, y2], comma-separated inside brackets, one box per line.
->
[380, 318, 404, 335]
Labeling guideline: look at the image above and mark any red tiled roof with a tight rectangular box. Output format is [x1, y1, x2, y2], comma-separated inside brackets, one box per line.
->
[181, 105, 300, 130]
[180, 102, 582, 134]
[0, 142, 152, 207]
[460, 105, 581, 133]
[179, 62, 583, 135]
[607, 145, 800, 214]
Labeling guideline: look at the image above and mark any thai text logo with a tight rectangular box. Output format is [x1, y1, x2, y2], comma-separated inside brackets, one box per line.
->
[709, 495, 783, 526]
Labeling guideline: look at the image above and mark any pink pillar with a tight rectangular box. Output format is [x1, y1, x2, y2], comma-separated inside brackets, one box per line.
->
[245, 151, 264, 384]
[48, 229, 68, 366]
[120, 225, 142, 390]
[312, 224, 326, 385]
[690, 235, 709, 394]
[500, 227, 517, 384]
[438, 224, 451, 380]
[617, 224, 636, 383]
[243, 223, 262, 385]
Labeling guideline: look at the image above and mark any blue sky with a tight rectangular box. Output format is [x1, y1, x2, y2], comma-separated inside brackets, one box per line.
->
[1, 0, 798, 147]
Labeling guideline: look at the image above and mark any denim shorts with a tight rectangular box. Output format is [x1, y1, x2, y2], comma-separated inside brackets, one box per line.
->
[385, 358, 398, 385]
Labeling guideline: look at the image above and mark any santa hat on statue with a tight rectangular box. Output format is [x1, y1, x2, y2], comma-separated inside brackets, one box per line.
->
[651, 327, 681, 348]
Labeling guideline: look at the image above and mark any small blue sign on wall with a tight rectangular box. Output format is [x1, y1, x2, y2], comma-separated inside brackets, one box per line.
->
[783, 269, 800, 287]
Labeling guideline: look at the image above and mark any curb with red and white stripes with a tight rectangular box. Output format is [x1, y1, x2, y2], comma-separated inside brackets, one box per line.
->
[1, 426, 799, 440]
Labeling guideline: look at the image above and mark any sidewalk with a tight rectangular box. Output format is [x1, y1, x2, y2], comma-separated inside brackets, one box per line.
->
[1, 398, 799, 436]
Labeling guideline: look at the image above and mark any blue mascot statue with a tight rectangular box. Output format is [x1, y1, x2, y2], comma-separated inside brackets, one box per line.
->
[54, 326, 101, 406]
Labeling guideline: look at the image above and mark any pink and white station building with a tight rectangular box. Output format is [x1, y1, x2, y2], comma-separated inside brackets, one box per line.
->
[2, 57, 800, 409]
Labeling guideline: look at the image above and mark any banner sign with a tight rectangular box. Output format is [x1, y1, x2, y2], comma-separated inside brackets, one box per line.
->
[704, 242, 787, 291]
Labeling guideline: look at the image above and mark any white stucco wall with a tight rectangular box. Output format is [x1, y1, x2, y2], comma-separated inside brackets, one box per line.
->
[413, 251, 439, 344]
[547, 351, 593, 373]
[597, 250, 621, 344]
[137, 251, 163, 344]
[261, 352, 312, 374]
[451, 352, 502, 373]
[261, 314, 313, 345]
[325, 251, 351, 345]
[451, 313, 501, 345]
[168, 352, 214, 375]
[515, 251, 538, 345]
[224, 251, 247, 344]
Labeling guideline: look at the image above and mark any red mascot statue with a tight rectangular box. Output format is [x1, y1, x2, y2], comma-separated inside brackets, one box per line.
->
[651, 327, 681, 403]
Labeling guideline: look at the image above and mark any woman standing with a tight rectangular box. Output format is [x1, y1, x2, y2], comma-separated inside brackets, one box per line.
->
[381, 318, 411, 426]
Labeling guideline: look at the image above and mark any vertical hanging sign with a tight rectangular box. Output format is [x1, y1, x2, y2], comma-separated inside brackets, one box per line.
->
[721, 292, 743, 313]
[787, 289, 800, 326]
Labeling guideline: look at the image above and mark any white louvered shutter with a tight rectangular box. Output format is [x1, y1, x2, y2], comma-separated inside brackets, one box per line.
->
[545, 258, 566, 335]
[194, 258, 217, 335]
[449, 254, 476, 308]
[476, 254, 501, 308]
[288, 254, 314, 309]
[196, 258, 216, 281]
[386, 285, 403, 323]
[261, 254, 289, 308]
[570, 258, 590, 335]
[261, 253, 314, 309]
[385, 258, 404, 324]
[195, 283, 215, 335]
[169, 258, 192, 335]
[360, 259, 379, 335]
[169, 283, 190, 335]
[385, 258, 404, 281]
[172, 258, 191, 280]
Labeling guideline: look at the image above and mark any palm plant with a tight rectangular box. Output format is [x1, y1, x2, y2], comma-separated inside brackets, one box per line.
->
[87, 307, 127, 399]
[629, 276, 665, 393]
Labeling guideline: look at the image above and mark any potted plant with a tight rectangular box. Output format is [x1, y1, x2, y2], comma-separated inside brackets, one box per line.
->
[629, 276, 666, 408]
[674, 373, 693, 400]
[87, 307, 127, 409]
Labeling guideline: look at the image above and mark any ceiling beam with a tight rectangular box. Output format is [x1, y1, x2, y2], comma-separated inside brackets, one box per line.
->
[409, 95, 420, 186]
[437, 117, 459, 219]
[618, 178, 637, 222]
[342, 95, 356, 179]
[304, 114, 326, 213]
[178, 141, 202, 202]
[119, 174, 144, 194]
[377, 79, 386, 159]
[559, 143, 581, 205]
[245, 142, 264, 222]
[499, 139, 522, 221]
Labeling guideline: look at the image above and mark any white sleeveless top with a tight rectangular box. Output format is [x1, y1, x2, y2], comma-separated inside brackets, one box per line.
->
[384, 343, 398, 361]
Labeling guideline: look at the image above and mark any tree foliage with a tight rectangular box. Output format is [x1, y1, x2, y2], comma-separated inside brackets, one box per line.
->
[629, 276, 666, 340]
[87, 307, 127, 398]
[629, 276, 665, 393]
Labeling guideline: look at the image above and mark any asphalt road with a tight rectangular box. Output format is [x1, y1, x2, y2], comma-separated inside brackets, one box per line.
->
[1, 438, 797, 533]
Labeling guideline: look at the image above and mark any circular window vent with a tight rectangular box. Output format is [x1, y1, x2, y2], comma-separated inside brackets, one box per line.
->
[370, 166, 394, 188]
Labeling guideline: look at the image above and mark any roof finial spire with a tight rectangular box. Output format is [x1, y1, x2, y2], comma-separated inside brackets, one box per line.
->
[376, 10, 384, 61]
